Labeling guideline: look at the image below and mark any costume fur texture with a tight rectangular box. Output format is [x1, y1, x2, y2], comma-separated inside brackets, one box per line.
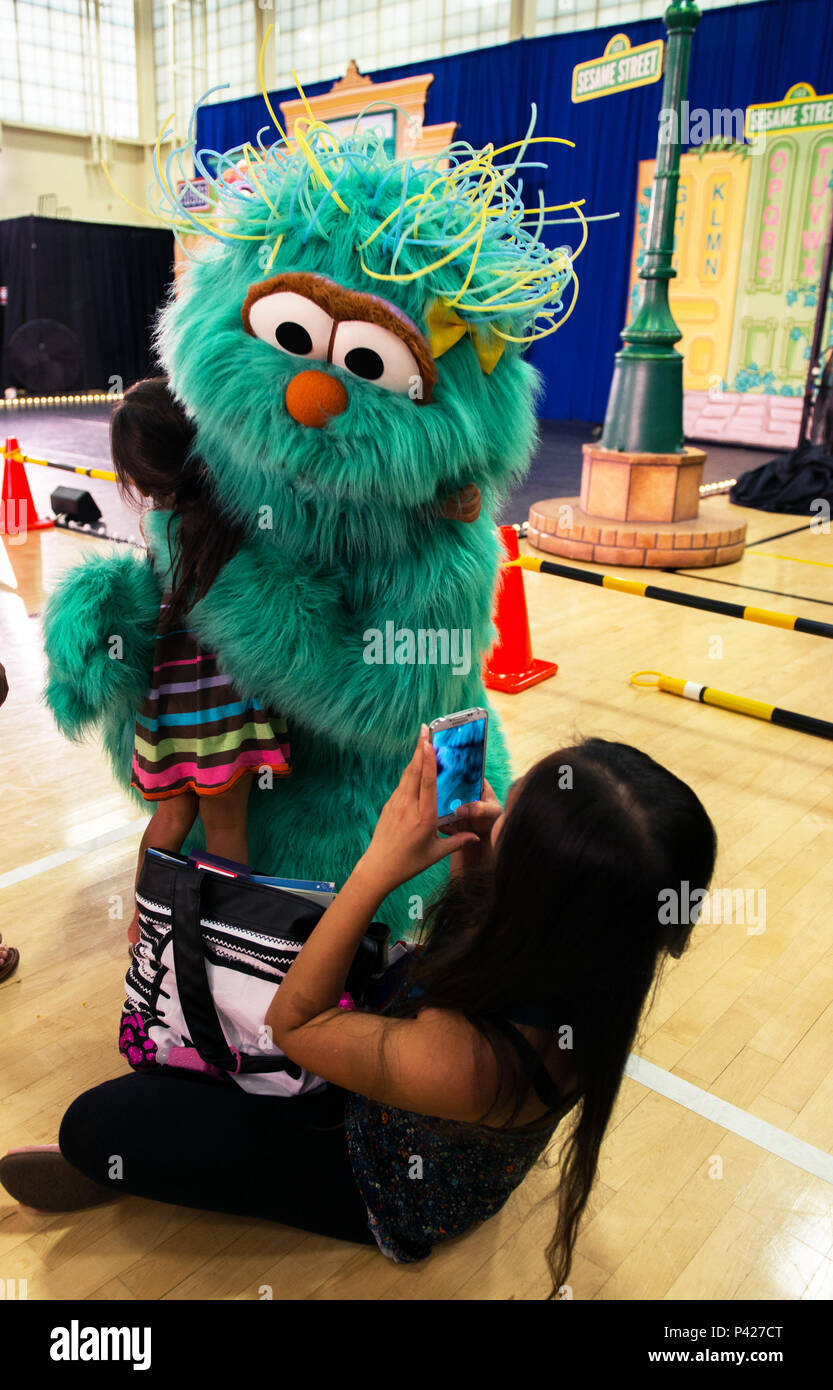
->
[42, 133, 557, 937]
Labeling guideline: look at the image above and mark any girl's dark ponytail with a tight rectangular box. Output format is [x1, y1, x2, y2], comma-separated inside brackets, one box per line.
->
[111, 377, 245, 628]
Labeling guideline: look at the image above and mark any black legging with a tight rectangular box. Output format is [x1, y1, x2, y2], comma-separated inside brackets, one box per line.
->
[58, 1072, 376, 1246]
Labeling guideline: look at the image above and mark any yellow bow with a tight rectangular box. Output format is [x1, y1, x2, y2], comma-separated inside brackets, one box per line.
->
[424, 299, 506, 376]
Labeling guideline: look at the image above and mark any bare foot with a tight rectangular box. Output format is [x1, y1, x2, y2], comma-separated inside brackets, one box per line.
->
[0, 936, 19, 983]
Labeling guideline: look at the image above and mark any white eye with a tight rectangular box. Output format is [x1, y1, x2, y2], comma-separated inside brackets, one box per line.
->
[248, 292, 333, 360]
[331, 321, 421, 395]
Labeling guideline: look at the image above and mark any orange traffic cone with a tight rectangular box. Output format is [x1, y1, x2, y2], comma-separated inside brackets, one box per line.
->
[1, 438, 53, 536]
[483, 525, 557, 693]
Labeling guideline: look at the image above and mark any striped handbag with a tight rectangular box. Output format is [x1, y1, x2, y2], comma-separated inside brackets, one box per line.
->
[120, 848, 389, 1096]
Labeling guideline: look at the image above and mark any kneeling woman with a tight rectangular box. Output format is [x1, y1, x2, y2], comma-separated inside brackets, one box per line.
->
[0, 732, 715, 1296]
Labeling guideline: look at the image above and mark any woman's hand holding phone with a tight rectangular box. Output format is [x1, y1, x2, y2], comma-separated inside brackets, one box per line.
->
[445, 779, 503, 878]
[356, 728, 479, 896]
[444, 779, 502, 838]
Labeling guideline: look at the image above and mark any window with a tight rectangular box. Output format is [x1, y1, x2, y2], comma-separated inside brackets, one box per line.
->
[273, 0, 513, 89]
[0, 1, 768, 141]
[99, 0, 140, 140]
[153, 0, 259, 133]
[536, 0, 762, 38]
[0, 0, 139, 137]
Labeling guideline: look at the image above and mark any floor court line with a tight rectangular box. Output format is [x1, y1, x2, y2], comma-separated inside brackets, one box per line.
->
[0, 818, 147, 889]
[4, 825, 832, 1189]
[662, 572, 833, 608]
[745, 524, 816, 547]
[626, 1055, 833, 1187]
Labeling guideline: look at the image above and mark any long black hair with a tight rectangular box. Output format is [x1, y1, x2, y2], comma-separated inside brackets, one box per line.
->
[111, 377, 245, 628]
[394, 738, 717, 1297]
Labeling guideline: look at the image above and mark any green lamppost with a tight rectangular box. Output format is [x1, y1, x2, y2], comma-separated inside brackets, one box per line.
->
[601, 0, 701, 454]
[527, 0, 747, 567]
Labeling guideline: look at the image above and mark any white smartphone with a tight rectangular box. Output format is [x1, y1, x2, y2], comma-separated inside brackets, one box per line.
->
[428, 707, 489, 827]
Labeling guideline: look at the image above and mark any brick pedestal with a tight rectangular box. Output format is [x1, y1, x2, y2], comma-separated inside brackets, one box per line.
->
[528, 442, 746, 569]
[580, 443, 706, 523]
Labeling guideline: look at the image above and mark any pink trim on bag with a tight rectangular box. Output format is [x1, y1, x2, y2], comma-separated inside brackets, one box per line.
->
[167, 1045, 224, 1079]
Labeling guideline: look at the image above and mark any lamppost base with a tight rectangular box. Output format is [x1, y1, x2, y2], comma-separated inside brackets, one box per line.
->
[526, 441, 747, 569]
[526, 494, 746, 569]
[601, 351, 685, 455]
[580, 441, 705, 522]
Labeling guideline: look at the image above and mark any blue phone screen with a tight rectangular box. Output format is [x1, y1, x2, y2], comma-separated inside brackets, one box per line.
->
[433, 717, 486, 821]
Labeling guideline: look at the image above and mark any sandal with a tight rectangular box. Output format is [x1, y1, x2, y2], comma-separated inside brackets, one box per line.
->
[0, 1146, 114, 1211]
[0, 936, 19, 984]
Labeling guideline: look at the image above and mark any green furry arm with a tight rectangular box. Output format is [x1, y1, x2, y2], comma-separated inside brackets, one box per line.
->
[42, 548, 162, 740]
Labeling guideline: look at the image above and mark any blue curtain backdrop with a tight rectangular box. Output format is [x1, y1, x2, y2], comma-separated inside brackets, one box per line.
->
[196, 0, 833, 423]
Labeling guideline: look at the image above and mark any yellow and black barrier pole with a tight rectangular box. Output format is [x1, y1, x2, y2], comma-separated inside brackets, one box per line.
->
[509, 555, 833, 642]
[631, 670, 833, 743]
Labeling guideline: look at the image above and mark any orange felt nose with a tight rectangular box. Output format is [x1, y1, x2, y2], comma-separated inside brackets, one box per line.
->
[285, 370, 349, 428]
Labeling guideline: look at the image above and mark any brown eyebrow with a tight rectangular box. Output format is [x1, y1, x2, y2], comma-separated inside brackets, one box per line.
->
[241, 271, 437, 403]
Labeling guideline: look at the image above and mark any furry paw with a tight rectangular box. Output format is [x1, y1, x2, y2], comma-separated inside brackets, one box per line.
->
[42, 549, 161, 736]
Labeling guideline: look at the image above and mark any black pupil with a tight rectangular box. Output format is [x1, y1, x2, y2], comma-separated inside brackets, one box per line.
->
[276, 320, 312, 355]
[344, 347, 384, 381]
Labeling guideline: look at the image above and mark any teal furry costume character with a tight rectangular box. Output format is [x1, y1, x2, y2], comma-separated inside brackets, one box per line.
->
[42, 104, 579, 938]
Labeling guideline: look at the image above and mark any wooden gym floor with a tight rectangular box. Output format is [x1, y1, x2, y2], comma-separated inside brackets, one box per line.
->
[1, 495, 832, 1301]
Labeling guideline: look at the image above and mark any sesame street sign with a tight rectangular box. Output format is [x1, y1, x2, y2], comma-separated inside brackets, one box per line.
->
[745, 82, 833, 138]
[572, 33, 664, 105]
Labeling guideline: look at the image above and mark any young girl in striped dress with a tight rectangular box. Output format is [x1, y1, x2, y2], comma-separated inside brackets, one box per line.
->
[111, 378, 292, 947]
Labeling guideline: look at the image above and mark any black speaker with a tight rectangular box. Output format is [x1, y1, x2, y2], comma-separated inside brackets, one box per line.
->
[50, 486, 102, 525]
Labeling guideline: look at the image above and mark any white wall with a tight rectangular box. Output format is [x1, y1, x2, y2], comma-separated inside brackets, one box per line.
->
[0, 122, 158, 227]
[0, 0, 160, 229]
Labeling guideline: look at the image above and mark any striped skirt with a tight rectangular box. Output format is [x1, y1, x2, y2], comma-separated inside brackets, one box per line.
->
[130, 601, 291, 801]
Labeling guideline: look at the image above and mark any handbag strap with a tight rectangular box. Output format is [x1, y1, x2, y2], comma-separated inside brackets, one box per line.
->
[172, 867, 238, 1071]
[171, 865, 301, 1077]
